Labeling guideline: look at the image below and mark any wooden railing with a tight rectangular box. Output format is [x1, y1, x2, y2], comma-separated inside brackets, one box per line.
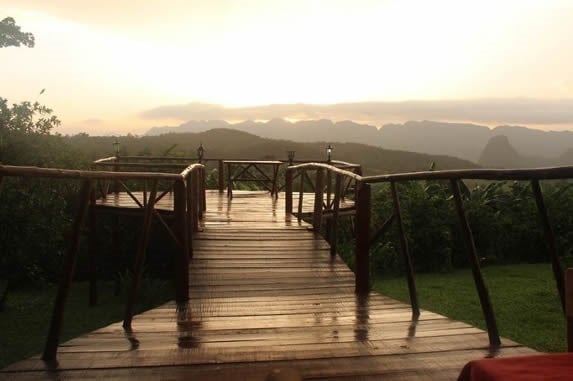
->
[287, 164, 573, 348]
[95, 156, 361, 194]
[0, 163, 206, 361]
[6, 156, 572, 356]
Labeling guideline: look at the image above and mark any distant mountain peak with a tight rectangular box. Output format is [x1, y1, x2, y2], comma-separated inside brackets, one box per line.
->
[478, 135, 523, 168]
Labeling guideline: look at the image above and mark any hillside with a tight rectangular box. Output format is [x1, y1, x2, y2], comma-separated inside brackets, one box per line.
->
[478, 135, 552, 168]
[70, 129, 478, 174]
[146, 119, 573, 166]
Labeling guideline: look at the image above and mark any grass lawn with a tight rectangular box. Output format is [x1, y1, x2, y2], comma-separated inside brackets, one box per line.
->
[0, 279, 174, 369]
[373, 263, 566, 353]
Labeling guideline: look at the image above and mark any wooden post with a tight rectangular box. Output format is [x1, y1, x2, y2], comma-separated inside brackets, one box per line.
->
[326, 170, 332, 208]
[42, 180, 92, 362]
[186, 174, 195, 259]
[451, 179, 501, 347]
[113, 160, 120, 194]
[218, 159, 225, 194]
[566, 268, 573, 352]
[173, 179, 190, 303]
[312, 169, 325, 231]
[88, 187, 98, 306]
[227, 162, 233, 199]
[298, 170, 304, 221]
[112, 215, 121, 296]
[354, 182, 370, 294]
[189, 171, 199, 233]
[330, 174, 342, 256]
[390, 181, 420, 318]
[123, 181, 158, 330]
[200, 167, 207, 214]
[272, 163, 280, 199]
[285, 169, 293, 214]
[531, 180, 566, 312]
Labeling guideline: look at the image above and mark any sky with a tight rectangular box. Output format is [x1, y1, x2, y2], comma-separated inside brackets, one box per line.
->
[2, 0, 573, 135]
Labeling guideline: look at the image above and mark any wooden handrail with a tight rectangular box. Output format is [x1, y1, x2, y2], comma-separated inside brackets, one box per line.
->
[179, 163, 204, 180]
[0, 165, 183, 180]
[93, 156, 117, 164]
[287, 162, 362, 181]
[0, 164, 205, 182]
[93, 162, 190, 169]
[362, 166, 573, 183]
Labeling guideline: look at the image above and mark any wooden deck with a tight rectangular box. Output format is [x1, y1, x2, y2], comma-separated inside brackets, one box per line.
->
[2, 191, 536, 380]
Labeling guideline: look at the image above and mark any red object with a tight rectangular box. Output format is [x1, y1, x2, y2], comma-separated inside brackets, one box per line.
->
[457, 353, 573, 381]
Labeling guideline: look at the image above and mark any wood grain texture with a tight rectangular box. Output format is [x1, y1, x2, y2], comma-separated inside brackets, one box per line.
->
[2, 191, 535, 380]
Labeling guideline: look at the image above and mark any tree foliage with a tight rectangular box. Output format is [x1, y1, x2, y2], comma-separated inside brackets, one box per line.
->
[0, 17, 34, 48]
[360, 179, 572, 276]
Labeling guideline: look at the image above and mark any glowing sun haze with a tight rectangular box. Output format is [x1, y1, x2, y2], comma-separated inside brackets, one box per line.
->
[2, 0, 572, 135]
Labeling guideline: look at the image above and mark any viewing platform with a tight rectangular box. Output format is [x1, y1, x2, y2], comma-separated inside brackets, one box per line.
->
[1, 190, 536, 380]
[3, 157, 572, 380]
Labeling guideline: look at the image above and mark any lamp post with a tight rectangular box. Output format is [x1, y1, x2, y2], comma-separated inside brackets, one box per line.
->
[287, 150, 295, 165]
[113, 139, 120, 158]
[197, 143, 205, 163]
[326, 144, 333, 163]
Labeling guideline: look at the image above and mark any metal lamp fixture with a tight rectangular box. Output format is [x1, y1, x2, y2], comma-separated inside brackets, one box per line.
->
[113, 139, 120, 157]
[197, 143, 205, 163]
[326, 144, 333, 162]
[287, 150, 295, 165]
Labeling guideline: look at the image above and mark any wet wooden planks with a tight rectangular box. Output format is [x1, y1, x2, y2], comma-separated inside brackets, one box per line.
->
[1, 191, 536, 380]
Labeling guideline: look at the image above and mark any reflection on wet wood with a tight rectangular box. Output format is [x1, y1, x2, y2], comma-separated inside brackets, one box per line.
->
[2, 191, 535, 380]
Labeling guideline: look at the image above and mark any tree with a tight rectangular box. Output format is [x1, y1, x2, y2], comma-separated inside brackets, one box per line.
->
[0, 18, 60, 162]
[0, 98, 60, 135]
[0, 17, 34, 48]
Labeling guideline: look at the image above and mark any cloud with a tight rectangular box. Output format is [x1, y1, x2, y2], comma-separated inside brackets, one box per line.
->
[140, 99, 573, 125]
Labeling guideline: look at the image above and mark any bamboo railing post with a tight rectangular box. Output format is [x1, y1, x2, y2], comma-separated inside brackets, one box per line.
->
[285, 169, 293, 215]
[312, 169, 325, 231]
[200, 167, 206, 214]
[354, 167, 363, 199]
[173, 179, 190, 303]
[186, 175, 195, 259]
[123, 181, 158, 330]
[355, 182, 371, 294]
[88, 186, 98, 306]
[112, 215, 121, 296]
[566, 268, 573, 352]
[298, 170, 304, 221]
[42, 180, 92, 362]
[531, 179, 566, 312]
[113, 159, 120, 194]
[190, 171, 199, 233]
[451, 179, 501, 347]
[390, 181, 420, 318]
[330, 174, 342, 256]
[326, 170, 332, 208]
[227, 162, 233, 199]
[218, 159, 225, 193]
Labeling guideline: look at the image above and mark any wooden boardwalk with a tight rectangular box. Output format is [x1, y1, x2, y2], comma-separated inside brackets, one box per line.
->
[2, 191, 536, 380]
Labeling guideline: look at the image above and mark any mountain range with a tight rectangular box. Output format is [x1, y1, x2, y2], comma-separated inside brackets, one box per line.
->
[146, 119, 573, 168]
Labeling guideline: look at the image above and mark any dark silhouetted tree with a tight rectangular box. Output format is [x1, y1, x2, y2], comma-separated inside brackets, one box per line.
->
[0, 17, 34, 48]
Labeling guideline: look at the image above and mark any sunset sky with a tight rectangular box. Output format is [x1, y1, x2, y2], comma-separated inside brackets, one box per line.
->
[2, 0, 573, 135]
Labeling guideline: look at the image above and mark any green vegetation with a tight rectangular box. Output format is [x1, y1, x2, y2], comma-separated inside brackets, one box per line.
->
[0, 279, 173, 368]
[373, 264, 566, 352]
[335, 180, 573, 275]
